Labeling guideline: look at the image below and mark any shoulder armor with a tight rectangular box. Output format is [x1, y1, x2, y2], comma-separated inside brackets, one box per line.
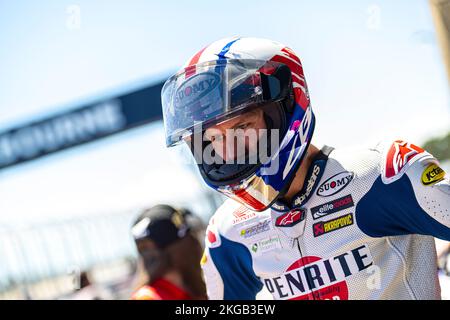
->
[380, 139, 432, 184]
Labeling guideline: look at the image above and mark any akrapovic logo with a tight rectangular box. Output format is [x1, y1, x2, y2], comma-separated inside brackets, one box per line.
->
[174, 72, 220, 108]
[311, 194, 354, 220]
[263, 245, 373, 300]
[316, 171, 354, 197]
[313, 213, 354, 237]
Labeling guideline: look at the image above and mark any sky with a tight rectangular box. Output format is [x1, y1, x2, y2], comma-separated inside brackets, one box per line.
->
[0, 0, 449, 225]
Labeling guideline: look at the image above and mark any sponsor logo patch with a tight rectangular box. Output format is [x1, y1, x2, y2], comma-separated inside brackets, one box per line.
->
[275, 209, 306, 227]
[293, 164, 322, 206]
[383, 140, 425, 183]
[250, 236, 282, 256]
[313, 213, 354, 237]
[174, 72, 221, 109]
[240, 219, 272, 238]
[316, 172, 354, 197]
[311, 194, 354, 220]
[421, 163, 446, 186]
[273, 160, 325, 212]
[262, 245, 373, 300]
[231, 207, 257, 225]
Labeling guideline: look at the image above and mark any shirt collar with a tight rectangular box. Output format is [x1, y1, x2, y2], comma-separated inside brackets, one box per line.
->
[272, 145, 333, 212]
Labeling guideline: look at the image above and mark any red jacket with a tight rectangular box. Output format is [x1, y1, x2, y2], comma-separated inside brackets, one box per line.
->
[132, 278, 191, 300]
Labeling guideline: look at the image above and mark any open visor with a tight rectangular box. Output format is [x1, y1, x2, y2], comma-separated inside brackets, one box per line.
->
[161, 59, 291, 147]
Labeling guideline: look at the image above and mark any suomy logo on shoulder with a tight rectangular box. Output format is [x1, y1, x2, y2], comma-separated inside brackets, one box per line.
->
[316, 171, 354, 197]
[174, 72, 220, 108]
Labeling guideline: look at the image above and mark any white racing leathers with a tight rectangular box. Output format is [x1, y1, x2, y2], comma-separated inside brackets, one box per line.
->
[201, 140, 450, 300]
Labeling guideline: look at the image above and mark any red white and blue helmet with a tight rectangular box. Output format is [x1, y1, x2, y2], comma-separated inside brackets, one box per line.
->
[161, 37, 315, 212]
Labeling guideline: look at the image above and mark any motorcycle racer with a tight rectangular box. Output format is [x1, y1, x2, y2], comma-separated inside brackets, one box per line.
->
[161, 37, 450, 299]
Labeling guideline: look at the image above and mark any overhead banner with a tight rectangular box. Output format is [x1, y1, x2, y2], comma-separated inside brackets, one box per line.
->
[0, 81, 165, 171]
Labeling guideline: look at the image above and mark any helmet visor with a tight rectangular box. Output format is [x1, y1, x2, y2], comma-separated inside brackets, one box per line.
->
[162, 59, 290, 147]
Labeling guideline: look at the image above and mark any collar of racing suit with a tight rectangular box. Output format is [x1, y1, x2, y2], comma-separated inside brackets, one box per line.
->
[272, 145, 334, 212]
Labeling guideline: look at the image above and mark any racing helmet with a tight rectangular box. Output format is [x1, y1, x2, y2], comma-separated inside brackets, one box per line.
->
[161, 37, 315, 212]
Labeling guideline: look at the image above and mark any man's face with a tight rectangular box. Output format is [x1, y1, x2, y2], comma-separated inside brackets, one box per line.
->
[204, 108, 267, 162]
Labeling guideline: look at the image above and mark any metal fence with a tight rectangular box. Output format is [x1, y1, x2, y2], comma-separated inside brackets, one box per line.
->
[0, 210, 139, 298]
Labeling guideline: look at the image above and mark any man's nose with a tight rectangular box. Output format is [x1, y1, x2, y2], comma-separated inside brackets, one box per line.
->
[213, 136, 237, 162]
[224, 136, 239, 162]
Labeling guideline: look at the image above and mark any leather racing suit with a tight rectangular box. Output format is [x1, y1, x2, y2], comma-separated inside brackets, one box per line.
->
[201, 140, 450, 300]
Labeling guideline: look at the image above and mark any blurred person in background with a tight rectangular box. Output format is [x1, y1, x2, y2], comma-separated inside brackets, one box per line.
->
[161, 37, 450, 300]
[438, 241, 450, 275]
[437, 241, 450, 299]
[130, 205, 207, 300]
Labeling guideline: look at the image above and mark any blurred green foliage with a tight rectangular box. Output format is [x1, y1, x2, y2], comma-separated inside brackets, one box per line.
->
[423, 132, 450, 162]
